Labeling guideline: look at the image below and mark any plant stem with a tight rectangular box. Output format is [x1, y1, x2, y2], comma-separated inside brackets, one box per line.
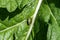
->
[25, 0, 42, 40]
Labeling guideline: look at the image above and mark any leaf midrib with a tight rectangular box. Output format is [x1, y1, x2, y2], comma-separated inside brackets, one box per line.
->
[0, 20, 26, 32]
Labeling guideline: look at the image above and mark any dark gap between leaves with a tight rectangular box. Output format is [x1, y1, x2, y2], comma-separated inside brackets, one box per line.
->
[33, 19, 48, 40]
[0, 4, 27, 21]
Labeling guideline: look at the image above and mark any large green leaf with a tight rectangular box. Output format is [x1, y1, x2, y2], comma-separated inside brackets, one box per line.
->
[0, 0, 38, 40]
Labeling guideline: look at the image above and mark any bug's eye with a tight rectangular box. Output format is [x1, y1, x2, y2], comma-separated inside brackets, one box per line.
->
[27, 18, 32, 25]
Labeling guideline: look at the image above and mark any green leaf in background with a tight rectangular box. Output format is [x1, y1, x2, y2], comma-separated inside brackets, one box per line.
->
[0, 0, 9, 8]
[6, 0, 17, 12]
[32, 0, 60, 40]
[46, 0, 60, 40]
[0, 0, 17, 12]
